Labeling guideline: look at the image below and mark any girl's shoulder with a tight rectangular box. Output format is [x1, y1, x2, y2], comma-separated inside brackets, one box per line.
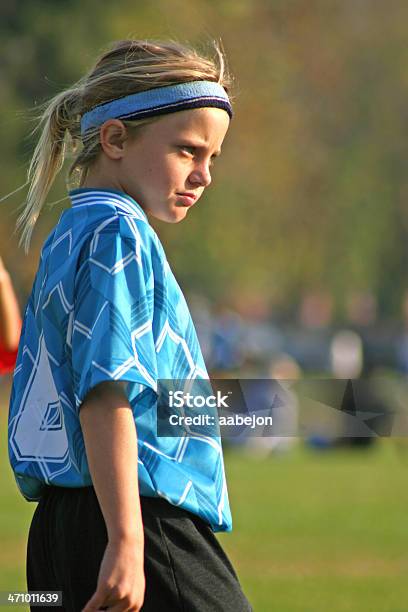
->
[67, 188, 160, 253]
[71, 203, 165, 273]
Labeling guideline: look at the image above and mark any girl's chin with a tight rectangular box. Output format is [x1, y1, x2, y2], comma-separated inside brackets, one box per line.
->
[170, 207, 189, 223]
[148, 206, 188, 224]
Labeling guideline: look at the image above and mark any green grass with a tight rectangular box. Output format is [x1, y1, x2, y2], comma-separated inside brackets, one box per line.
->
[2, 403, 408, 611]
[218, 442, 408, 611]
[0, 405, 34, 612]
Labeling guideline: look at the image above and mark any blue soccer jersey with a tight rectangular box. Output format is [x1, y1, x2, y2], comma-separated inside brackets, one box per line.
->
[8, 188, 232, 532]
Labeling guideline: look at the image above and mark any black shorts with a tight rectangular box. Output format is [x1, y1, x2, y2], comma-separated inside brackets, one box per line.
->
[27, 486, 252, 611]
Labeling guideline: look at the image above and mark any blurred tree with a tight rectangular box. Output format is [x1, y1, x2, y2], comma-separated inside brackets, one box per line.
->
[1, 0, 407, 319]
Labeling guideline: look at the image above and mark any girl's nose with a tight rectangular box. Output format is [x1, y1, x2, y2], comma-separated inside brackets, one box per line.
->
[189, 163, 212, 188]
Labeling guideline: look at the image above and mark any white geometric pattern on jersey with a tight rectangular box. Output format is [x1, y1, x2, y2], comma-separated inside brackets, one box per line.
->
[155, 319, 208, 380]
[42, 281, 73, 314]
[10, 334, 69, 462]
[50, 229, 73, 256]
[88, 215, 142, 272]
[73, 301, 109, 340]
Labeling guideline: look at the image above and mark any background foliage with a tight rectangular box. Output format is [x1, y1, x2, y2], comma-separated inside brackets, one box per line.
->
[1, 0, 407, 317]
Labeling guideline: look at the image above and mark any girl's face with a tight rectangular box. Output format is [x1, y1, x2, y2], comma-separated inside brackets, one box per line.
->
[105, 107, 230, 223]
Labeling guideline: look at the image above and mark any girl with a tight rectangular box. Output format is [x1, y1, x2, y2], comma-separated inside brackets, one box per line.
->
[8, 40, 252, 611]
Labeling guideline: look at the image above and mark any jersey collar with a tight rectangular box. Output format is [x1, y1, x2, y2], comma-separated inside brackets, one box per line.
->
[68, 187, 148, 222]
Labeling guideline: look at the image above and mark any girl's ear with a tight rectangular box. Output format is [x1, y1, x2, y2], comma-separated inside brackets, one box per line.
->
[99, 120, 128, 159]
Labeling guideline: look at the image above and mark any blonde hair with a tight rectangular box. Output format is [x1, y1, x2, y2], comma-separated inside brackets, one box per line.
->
[17, 39, 232, 251]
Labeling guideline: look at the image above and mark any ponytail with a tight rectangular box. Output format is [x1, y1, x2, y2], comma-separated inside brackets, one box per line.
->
[17, 88, 81, 252]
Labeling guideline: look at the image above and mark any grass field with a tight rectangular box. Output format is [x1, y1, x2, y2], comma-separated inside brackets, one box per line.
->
[1, 406, 408, 611]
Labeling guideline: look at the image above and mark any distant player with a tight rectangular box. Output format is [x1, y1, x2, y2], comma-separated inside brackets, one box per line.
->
[0, 256, 21, 374]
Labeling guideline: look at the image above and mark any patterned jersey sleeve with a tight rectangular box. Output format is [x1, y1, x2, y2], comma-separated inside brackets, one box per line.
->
[71, 217, 157, 409]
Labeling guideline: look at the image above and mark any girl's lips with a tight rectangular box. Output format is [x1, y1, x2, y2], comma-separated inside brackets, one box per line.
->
[176, 193, 197, 207]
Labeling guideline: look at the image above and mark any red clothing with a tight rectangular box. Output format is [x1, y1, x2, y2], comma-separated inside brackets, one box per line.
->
[0, 343, 17, 374]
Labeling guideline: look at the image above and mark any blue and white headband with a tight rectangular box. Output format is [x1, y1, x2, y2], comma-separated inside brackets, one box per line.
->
[80, 80, 232, 137]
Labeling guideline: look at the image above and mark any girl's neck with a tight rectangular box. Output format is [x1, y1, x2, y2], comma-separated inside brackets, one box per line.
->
[81, 164, 122, 192]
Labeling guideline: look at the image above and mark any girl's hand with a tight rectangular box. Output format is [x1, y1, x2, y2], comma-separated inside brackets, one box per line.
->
[82, 538, 145, 612]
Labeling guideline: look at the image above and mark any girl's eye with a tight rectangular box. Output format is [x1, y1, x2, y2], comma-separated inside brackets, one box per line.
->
[179, 145, 195, 156]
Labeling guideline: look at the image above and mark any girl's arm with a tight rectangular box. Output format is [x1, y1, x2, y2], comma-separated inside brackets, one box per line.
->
[0, 256, 22, 350]
[79, 381, 145, 612]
